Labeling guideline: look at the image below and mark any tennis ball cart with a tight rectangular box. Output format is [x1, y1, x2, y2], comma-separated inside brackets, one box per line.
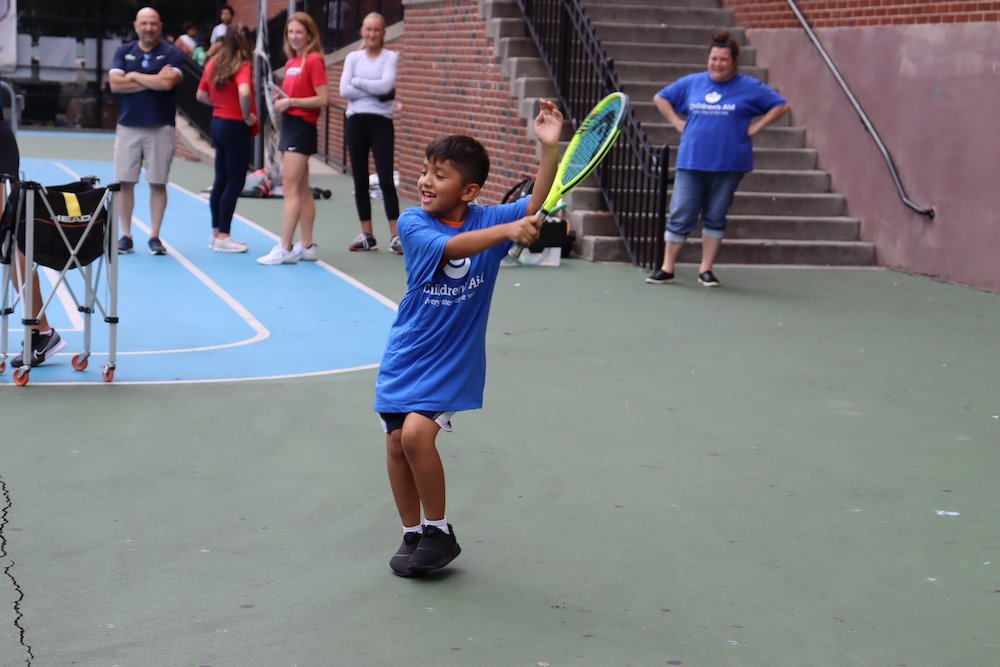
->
[1, 174, 120, 385]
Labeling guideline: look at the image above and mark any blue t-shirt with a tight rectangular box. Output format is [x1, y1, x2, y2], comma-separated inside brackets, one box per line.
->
[109, 40, 184, 127]
[374, 198, 529, 413]
[658, 72, 786, 172]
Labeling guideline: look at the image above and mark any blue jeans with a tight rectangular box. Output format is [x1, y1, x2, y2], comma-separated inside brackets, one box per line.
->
[665, 169, 744, 243]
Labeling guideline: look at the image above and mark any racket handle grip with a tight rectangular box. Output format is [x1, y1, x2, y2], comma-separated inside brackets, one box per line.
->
[508, 244, 526, 259]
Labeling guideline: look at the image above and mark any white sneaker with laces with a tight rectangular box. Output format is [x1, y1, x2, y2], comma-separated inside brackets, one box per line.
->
[256, 244, 299, 265]
[213, 237, 249, 253]
[389, 235, 403, 255]
[293, 242, 319, 261]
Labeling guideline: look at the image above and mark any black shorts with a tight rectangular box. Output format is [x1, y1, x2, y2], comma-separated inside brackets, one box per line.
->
[278, 114, 317, 155]
[379, 411, 455, 434]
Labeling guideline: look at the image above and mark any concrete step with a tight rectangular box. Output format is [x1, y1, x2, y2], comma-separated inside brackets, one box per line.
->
[588, 0, 727, 7]
[592, 22, 746, 45]
[568, 209, 861, 243]
[630, 100, 791, 126]
[616, 61, 768, 84]
[570, 190, 847, 217]
[657, 146, 818, 171]
[482, 0, 520, 21]
[622, 79, 775, 104]
[584, 4, 734, 25]
[644, 123, 806, 148]
[496, 37, 540, 61]
[675, 239, 876, 266]
[604, 41, 756, 65]
[575, 234, 632, 263]
[586, 236, 875, 266]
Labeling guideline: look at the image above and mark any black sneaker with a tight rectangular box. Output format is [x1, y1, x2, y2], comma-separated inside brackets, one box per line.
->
[11, 329, 67, 368]
[118, 235, 134, 254]
[698, 270, 721, 287]
[407, 525, 461, 573]
[348, 233, 378, 252]
[645, 269, 674, 284]
[148, 237, 167, 255]
[390, 531, 423, 577]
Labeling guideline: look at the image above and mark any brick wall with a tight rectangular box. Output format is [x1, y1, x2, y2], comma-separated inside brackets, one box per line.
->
[723, 1, 1000, 28]
[326, 1, 538, 205]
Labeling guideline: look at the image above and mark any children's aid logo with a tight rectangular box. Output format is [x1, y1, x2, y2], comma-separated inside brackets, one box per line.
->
[423, 258, 485, 307]
[442, 258, 471, 279]
[705, 92, 722, 104]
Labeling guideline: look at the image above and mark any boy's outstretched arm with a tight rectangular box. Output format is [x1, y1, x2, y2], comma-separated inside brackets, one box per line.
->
[526, 99, 563, 217]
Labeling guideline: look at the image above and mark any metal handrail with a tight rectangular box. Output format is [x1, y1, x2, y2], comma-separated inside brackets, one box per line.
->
[518, 0, 667, 269]
[785, 0, 933, 218]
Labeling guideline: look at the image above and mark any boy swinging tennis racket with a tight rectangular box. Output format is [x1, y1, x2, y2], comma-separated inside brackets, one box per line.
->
[374, 99, 563, 577]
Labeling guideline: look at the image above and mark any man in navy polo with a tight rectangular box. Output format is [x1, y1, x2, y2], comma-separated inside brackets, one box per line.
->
[108, 6, 183, 256]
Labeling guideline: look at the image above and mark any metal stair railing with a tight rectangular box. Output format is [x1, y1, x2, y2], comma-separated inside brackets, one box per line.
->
[518, 0, 668, 269]
[785, 0, 933, 218]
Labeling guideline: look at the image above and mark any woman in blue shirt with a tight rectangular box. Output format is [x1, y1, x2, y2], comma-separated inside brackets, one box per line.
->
[646, 31, 790, 287]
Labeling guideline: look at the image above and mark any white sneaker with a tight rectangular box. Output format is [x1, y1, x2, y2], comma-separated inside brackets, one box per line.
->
[292, 241, 319, 261]
[389, 235, 403, 255]
[213, 237, 249, 253]
[209, 236, 215, 249]
[256, 244, 299, 265]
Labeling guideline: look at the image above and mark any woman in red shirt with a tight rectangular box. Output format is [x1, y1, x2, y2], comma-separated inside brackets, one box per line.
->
[196, 24, 258, 253]
[257, 12, 329, 265]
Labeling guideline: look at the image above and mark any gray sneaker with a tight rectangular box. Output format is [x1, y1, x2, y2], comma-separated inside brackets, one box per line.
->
[11, 329, 67, 368]
[148, 237, 167, 255]
[117, 236, 134, 254]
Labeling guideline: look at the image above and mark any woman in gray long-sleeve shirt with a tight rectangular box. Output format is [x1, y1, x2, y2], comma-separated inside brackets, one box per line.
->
[340, 12, 401, 254]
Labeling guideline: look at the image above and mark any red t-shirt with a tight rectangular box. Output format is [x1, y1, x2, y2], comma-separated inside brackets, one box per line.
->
[198, 59, 259, 137]
[281, 52, 328, 125]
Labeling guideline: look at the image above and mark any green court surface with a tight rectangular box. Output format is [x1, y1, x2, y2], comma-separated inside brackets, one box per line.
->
[2, 132, 999, 666]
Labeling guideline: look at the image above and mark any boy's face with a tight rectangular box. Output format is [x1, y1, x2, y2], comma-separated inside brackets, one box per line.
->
[417, 158, 480, 221]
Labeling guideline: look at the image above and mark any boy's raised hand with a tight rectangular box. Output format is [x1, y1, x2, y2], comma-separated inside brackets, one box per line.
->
[533, 99, 564, 148]
[506, 215, 543, 247]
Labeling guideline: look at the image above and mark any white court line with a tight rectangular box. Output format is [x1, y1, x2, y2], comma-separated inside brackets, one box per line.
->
[51, 162, 272, 356]
[177, 186, 399, 311]
[40, 267, 86, 332]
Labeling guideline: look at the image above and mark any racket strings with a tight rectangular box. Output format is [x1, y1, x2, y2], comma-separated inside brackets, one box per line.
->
[563, 106, 621, 181]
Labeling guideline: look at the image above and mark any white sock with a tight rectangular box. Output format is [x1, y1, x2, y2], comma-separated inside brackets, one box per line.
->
[424, 518, 449, 534]
[403, 524, 423, 536]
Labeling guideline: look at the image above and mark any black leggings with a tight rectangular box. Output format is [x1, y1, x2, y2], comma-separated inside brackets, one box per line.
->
[209, 118, 252, 235]
[346, 113, 399, 222]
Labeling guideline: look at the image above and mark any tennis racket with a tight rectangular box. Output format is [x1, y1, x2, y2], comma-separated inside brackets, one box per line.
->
[510, 92, 629, 258]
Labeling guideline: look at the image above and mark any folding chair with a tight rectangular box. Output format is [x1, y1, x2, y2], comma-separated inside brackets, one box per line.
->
[1, 175, 120, 385]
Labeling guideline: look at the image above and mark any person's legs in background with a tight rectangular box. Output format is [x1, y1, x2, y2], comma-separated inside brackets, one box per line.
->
[647, 168, 704, 283]
[369, 115, 400, 250]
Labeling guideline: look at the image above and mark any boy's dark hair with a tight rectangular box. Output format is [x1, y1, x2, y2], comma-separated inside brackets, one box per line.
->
[425, 135, 490, 187]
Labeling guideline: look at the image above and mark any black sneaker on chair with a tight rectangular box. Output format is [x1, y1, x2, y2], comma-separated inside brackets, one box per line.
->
[117, 235, 134, 254]
[11, 329, 67, 368]
[407, 525, 461, 573]
[645, 270, 674, 285]
[698, 270, 721, 287]
[389, 531, 423, 578]
[148, 237, 167, 255]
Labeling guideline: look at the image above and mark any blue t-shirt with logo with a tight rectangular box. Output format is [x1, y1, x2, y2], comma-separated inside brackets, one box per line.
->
[658, 72, 786, 172]
[375, 198, 528, 413]
[109, 40, 184, 127]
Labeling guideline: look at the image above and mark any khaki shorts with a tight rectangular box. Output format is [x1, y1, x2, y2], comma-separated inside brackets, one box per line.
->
[114, 125, 176, 184]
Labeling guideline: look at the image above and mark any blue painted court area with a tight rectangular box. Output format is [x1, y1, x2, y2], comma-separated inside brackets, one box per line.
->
[2, 157, 398, 385]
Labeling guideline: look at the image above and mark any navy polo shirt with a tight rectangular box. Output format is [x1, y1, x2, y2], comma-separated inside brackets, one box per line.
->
[109, 40, 184, 127]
